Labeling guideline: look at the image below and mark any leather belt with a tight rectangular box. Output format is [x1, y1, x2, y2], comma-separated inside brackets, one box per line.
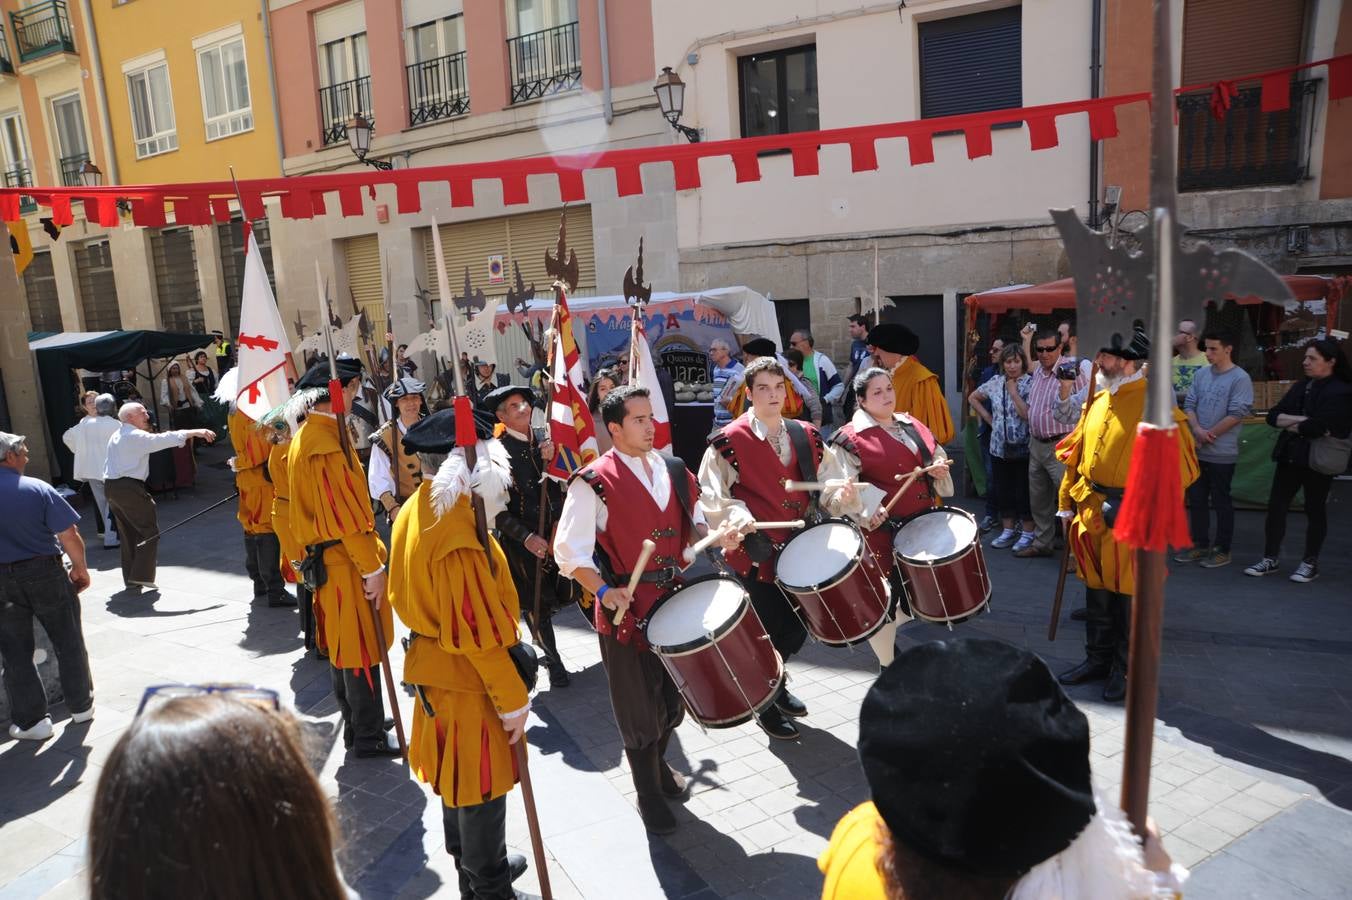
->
[1031, 434, 1068, 443]
[612, 566, 680, 587]
[0, 554, 61, 573]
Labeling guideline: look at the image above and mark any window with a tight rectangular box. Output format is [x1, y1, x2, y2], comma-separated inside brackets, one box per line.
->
[918, 6, 1021, 120]
[197, 36, 252, 141]
[738, 45, 819, 139]
[50, 93, 89, 185]
[151, 227, 203, 332]
[126, 62, 178, 158]
[512, 0, 577, 36]
[22, 251, 62, 333]
[408, 15, 464, 62]
[1, 113, 29, 173]
[218, 217, 275, 335]
[75, 240, 122, 331]
[321, 32, 369, 87]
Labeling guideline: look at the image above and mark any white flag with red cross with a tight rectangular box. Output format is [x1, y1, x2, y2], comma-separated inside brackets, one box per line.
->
[233, 226, 293, 420]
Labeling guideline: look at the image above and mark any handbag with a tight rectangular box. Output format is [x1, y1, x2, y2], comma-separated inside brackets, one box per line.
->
[508, 641, 539, 694]
[1308, 435, 1352, 476]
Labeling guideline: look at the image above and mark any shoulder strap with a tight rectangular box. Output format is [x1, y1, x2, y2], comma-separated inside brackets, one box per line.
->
[894, 418, 936, 500]
[662, 453, 697, 533]
[575, 468, 607, 504]
[784, 420, 820, 519]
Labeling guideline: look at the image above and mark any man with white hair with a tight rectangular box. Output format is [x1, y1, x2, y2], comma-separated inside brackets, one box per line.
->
[0, 431, 95, 741]
[709, 339, 744, 430]
[102, 403, 216, 590]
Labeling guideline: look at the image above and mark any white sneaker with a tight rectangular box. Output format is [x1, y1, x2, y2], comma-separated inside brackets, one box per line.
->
[1011, 532, 1036, 553]
[104, 536, 120, 548]
[1289, 561, 1319, 583]
[70, 706, 95, 724]
[9, 717, 54, 741]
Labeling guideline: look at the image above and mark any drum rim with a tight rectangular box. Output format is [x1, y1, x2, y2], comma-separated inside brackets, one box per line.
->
[776, 517, 866, 591]
[892, 505, 981, 568]
[643, 574, 751, 655]
[682, 670, 785, 727]
[907, 597, 991, 625]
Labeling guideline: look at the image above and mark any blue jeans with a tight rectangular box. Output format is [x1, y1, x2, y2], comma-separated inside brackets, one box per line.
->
[0, 557, 93, 729]
[1187, 460, 1236, 552]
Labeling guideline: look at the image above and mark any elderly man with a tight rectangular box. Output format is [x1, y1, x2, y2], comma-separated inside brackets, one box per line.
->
[63, 393, 121, 549]
[0, 432, 95, 741]
[788, 330, 844, 429]
[709, 339, 744, 430]
[103, 403, 216, 591]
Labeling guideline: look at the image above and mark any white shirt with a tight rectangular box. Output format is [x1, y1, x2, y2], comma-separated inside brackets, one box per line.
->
[63, 415, 121, 482]
[553, 448, 706, 580]
[697, 412, 837, 530]
[822, 408, 954, 523]
[367, 420, 411, 503]
[103, 424, 192, 481]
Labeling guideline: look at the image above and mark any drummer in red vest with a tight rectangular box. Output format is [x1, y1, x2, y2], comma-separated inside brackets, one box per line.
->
[554, 384, 733, 835]
[699, 356, 847, 741]
[821, 366, 954, 667]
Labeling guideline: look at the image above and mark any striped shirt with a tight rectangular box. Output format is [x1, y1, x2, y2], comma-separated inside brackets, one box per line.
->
[1027, 358, 1086, 440]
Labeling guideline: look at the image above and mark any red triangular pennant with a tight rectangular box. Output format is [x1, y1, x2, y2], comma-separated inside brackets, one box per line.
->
[791, 144, 819, 177]
[1260, 72, 1291, 112]
[908, 131, 935, 166]
[1026, 114, 1059, 151]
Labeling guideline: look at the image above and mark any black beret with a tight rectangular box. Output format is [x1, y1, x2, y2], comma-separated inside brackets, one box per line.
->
[1100, 326, 1151, 362]
[383, 376, 426, 401]
[741, 337, 777, 357]
[478, 384, 535, 412]
[401, 405, 495, 454]
[866, 323, 919, 356]
[296, 356, 363, 390]
[859, 638, 1095, 878]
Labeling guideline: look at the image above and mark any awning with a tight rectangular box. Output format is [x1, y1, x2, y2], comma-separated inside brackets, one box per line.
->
[967, 274, 1332, 315]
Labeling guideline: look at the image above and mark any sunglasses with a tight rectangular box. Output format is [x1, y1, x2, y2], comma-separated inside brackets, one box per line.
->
[1035, 345, 1060, 353]
[137, 683, 280, 716]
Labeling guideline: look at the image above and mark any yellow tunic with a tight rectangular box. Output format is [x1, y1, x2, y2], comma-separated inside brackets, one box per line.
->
[891, 357, 954, 445]
[268, 442, 304, 568]
[287, 413, 392, 671]
[1056, 377, 1198, 595]
[229, 409, 276, 535]
[389, 481, 527, 809]
[723, 376, 805, 419]
[818, 802, 888, 899]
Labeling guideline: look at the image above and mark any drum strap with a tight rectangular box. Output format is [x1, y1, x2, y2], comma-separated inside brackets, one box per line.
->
[785, 420, 820, 520]
[895, 419, 937, 502]
[663, 453, 695, 531]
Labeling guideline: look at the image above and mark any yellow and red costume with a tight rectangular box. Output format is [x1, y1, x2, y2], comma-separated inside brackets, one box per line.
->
[229, 409, 275, 534]
[890, 357, 954, 445]
[286, 412, 391, 672]
[1057, 377, 1198, 595]
[388, 453, 526, 808]
[818, 802, 888, 899]
[723, 375, 805, 420]
[267, 442, 303, 573]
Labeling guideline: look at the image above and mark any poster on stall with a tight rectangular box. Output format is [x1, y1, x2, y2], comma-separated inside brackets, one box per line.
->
[580, 297, 732, 385]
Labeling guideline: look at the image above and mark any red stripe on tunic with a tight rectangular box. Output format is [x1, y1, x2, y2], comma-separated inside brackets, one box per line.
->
[431, 717, 448, 798]
[480, 722, 492, 797]
[320, 469, 349, 532]
[451, 721, 462, 807]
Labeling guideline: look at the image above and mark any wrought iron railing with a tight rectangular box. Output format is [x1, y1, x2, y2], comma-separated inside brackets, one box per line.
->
[318, 75, 373, 146]
[9, 0, 76, 63]
[0, 26, 14, 74]
[1177, 79, 1320, 192]
[408, 51, 470, 125]
[507, 22, 581, 104]
[3, 166, 36, 213]
[59, 152, 88, 187]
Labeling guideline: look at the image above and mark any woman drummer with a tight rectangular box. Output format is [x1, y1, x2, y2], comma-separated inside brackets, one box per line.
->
[822, 366, 954, 667]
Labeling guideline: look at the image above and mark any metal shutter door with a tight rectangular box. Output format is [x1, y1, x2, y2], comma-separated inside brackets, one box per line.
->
[152, 228, 204, 332]
[422, 216, 510, 303]
[1182, 0, 1306, 85]
[344, 234, 384, 328]
[506, 206, 595, 293]
[75, 240, 122, 331]
[21, 251, 63, 332]
[919, 6, 1022, 120]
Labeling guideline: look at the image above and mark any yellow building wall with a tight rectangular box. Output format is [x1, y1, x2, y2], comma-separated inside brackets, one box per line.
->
[90, 0, 280, 185]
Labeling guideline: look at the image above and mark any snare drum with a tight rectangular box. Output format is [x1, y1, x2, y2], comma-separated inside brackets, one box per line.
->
[775, 519, 891, 646]
[892, 507, 991, 626]
[643, 575, 784, 728]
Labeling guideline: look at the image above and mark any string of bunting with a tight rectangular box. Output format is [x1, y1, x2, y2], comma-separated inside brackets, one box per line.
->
[2, 53, 1347, 229]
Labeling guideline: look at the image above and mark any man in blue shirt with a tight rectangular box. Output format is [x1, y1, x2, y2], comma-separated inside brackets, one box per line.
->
[843, 315, 873, 420]
[0, 431, 94, 742]
[709, 339, 745, 431]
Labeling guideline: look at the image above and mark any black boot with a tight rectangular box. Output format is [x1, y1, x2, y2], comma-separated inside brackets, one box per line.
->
[1058, 588, 1114, 685]
[256, 533, 294, 606]
[774, 685, 808, 719]
[1102, 665, 1128, 702]
[537, 617, 569, 687]
[1102, 592, 1132, 702]
[625, 746, 677, 834]
[756, 702, 800, 741]
[656, 731, 688, 799]
[243, 535, 266, 598]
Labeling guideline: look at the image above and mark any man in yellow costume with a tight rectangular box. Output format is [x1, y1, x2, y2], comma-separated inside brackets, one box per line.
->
[287, 357, 399, 757]
[718, 336, 810, 420]
[387, 406, 533, 897]
[228, 406, 292, 607]
[866, 322, 954, 445]
[265, 417, 319, 654]
[1055, 329, 1198, 702]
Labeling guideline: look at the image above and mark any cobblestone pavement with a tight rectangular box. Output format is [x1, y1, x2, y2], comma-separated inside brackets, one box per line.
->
[1, 445, 1349, 898]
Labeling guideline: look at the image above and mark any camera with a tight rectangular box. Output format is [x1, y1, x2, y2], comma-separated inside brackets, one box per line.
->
[1056, 361, 1079, 381]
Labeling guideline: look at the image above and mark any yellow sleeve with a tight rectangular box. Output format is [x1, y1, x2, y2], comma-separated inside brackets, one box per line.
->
[465, 647, 529, 716]
[341, 531, 386, 577]
[922, 378, 954, 445]
[1056, 416, 1086, 512]
[304, 451, 381, 565]
[818, 802, 888, 900]
[1173, 406, 1201, 489]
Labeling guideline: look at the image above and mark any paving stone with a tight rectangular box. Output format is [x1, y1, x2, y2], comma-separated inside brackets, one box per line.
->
[1171, 818, 1234, 854]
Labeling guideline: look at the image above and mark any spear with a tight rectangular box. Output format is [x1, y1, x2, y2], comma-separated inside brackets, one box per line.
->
[431, 218, 552, 900]
[314, 260, 408, 764]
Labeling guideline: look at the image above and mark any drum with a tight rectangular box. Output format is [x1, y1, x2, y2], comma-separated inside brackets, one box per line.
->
[643, 575, 784, 728]
[775, 519, 891, 646]
[892, 507, 991, 626]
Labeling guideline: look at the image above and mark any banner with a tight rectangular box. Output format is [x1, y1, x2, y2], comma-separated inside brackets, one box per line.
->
[233, 227, 293, 419]
[581, 298, 733, 386]
[629, 316, 672, 452]
[546, 293, 600, 480]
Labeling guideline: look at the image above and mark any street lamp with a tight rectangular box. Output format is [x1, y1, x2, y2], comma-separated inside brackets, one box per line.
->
[78, 160, 131, 214]
[653, 66, 701, 143]
[347, 114, 394, 170]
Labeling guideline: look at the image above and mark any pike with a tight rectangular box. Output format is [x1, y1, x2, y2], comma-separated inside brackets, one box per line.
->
[135, 492, 240, 548]
[314, 260, 409, 765]
[430, 219, 553, 900]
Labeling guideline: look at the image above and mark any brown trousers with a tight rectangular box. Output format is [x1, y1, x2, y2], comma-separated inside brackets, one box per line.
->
[104, 477, 160, 585]
[597, 631, 683, 751]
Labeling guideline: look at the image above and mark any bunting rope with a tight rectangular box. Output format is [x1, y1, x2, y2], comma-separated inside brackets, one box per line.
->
[2, 53, 1347, 229]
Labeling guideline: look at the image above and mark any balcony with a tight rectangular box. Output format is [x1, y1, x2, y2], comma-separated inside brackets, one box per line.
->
[319, 75, 373, 146]
[9, 1, 76, 64]
[507, 22, 581, 104]
[59, 152, 88, 187]
[408, 51, 470, 125]
[1178, 79, 1320, 192]
[0, 27, 14, 74]
[3, 166, 36, 213]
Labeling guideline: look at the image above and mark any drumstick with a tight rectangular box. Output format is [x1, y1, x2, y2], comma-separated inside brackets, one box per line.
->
[782, 478, 853, 492]
[750, 519, 806, 531]
[614, 539, 656, 626]
[683, 525, 729, 564]
[883, 462, 949, 516]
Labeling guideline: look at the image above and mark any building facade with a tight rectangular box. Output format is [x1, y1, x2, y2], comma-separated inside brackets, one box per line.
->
[263, 0, 674, 359]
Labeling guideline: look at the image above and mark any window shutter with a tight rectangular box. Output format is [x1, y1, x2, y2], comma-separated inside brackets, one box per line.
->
[75, 240, 122, 331]
[22, 251, 63, 333]
[343, 234, 384, 328]
[1182, 0, 1306, 85]
[505, 206, 595, 293]
[919, 6, 1022, 120]
[152, 228, 203, 332]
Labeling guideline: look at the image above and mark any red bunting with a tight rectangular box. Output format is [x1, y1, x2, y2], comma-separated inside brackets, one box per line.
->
[1, 52, 1346, 227]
